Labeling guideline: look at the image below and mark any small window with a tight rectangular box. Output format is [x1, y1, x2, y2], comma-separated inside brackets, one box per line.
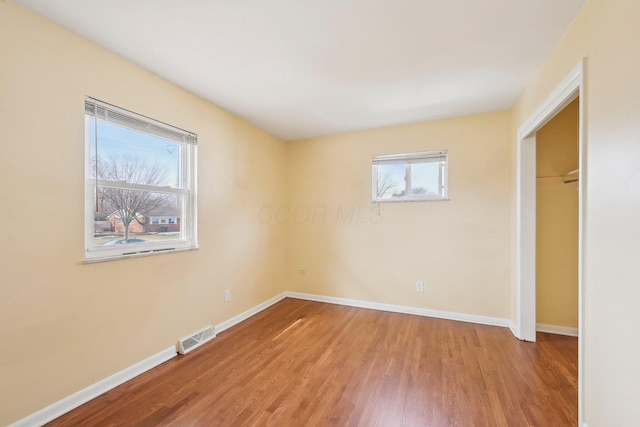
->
[85, 97, 197, 262]
[372, 151, 448, 202]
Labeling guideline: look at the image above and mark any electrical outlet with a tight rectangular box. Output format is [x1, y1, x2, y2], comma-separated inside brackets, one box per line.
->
[224, 289, 231, 302]
[416, 281, 424, 292]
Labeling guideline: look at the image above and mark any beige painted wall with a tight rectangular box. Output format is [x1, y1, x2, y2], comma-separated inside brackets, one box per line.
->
[513, 0, 640, 424]
[536, 99, 579, 328]
[287, 111, 512, 318]
[0, 3, 287, 424]
[5, 0, 640, 424]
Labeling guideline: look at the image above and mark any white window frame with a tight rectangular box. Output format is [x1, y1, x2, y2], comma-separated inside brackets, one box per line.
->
[372, 150, 448, 202]
[84, 97, 198, 262]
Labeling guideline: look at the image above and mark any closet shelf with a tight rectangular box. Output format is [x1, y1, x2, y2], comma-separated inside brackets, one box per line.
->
[563, 169, 579, 183]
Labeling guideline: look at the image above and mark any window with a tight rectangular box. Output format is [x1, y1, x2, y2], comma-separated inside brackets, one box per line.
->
[372, 150, 448, 202]
[85, 97, 197, 262]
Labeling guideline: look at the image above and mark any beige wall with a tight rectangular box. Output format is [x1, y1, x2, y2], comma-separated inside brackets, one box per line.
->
[287, 111, 512, 318]
[5, 0, 640, 424]
[0, 3, 287, 424]
[513, 0, 640, 424]
[536, 99, 579, 328]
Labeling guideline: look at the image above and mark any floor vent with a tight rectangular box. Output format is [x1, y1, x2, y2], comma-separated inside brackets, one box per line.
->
[177, 325, 216, 354]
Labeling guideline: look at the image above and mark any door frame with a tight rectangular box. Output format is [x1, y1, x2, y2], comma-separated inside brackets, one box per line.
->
[515, 58, 585, 425]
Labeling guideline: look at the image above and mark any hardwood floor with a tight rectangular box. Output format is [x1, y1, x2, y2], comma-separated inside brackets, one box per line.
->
[47, 298, 578, 426]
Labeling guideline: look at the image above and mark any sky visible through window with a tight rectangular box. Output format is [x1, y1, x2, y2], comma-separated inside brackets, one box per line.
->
[411, 162, 440, 194]
[89, 120, 181, 187]
[378, 162, 440, 198]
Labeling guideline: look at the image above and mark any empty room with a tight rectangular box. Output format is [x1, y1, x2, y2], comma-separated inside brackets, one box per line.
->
[1, 0, 639, 426]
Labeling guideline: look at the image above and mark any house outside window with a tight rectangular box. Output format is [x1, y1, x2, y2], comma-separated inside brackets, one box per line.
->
[85, 97, 197, 261]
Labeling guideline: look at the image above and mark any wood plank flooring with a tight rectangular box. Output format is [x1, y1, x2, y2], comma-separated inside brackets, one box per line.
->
[47, 298, 578, 426]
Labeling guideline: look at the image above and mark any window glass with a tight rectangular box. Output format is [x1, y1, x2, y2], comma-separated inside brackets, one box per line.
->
[89, 120, 181, 188]
[372, 151, 448, 202]
[375, 163, 406, 199]
[410, 162, 440, 196]
[85, 97, 197, 261]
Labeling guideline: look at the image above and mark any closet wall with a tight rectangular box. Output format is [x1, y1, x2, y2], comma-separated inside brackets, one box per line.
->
[536, 99, 579, 330]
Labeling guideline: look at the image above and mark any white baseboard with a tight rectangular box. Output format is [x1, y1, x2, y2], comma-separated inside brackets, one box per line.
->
[10, 292, 289, 427]
[286, 291, 511, 329]
[215, 292, 287, 333]
[11, 290, 516, 426]
[536, 323, 579, 337]
[508, 323, 521, 339]
[9, 346, 177, 427]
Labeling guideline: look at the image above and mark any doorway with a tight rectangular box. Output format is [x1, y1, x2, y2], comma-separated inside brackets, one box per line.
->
[515, 59, 585, 425]
[536, 98, 579, 336]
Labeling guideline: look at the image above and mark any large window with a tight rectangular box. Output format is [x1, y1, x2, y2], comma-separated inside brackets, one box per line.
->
[372, 150, 448, 202]
[85, 97, 197, 262]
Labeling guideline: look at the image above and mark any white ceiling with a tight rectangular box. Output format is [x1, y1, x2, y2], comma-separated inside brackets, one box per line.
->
[14, 0, 585, 141]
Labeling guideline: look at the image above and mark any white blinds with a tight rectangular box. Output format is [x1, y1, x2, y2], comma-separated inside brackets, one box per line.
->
[85, 97, 197, 145]
[372, 150, 446, 165]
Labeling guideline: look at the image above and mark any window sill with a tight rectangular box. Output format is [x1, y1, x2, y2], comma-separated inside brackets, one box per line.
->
[372, 198, 450, 203]
[83, 245, 198, 264]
